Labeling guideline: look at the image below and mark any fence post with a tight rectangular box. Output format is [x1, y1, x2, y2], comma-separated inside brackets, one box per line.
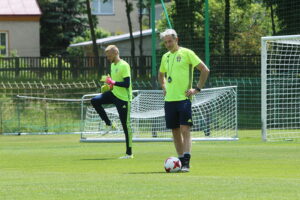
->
[139, 56, 146, 77]
[43, 87, 48, 133]
[15, 57, 20, 78]
[97, 56, 102, 77]
[0, 101, 2, 134]
[99, 57, 104, 78]
[17, 97, 21, 134]
[58, 56, 62, 80]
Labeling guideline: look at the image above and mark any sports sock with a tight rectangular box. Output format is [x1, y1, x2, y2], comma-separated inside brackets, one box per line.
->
[126, 147, 132, 155]
[183, 153, 191, 168]
[178, 155, 184, 166]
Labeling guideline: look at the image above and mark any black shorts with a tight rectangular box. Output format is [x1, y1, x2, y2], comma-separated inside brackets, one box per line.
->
[164, 99, 193, 129]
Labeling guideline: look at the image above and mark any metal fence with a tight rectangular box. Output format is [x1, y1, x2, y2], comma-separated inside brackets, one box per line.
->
[0, 55, 261, 80]
[208, 55, 261, 129]
[0, 55, 262, 132]
[0, 56, 153, 80]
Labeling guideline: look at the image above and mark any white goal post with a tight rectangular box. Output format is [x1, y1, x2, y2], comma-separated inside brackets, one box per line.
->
[80, 86, 238, 142]
[261, 35, 300, 141]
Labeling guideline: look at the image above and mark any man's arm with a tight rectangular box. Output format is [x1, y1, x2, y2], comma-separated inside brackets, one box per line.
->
[158, 72, 167, 96]
[114, 77, 130, 88]
[195, 60, 210, 90]
[106, 76, 130, 88]
[185, 60, 210, 97]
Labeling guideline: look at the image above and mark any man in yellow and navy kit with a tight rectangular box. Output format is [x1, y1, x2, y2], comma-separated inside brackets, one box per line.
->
[91, 45, 133, 159]
[158, 29, 210, 172]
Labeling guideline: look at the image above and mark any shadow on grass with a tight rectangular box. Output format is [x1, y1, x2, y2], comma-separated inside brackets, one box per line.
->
[80, 158, 116, 161]
[127, 172, 168, 174]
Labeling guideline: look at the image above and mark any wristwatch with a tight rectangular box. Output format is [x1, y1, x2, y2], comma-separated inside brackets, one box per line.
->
[195, 87, 201, 92]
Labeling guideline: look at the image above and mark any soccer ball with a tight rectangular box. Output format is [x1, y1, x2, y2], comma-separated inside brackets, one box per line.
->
[164, 157, 182, 173]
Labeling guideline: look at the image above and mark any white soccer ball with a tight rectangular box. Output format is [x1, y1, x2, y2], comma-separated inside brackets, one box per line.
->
[164, 157, 182, 173]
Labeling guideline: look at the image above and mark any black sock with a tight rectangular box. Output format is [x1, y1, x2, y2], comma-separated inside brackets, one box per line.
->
[126, 147, 132, 155]
[183, 153, 191, 167]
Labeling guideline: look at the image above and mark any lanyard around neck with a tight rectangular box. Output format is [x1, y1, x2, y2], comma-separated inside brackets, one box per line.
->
[167, 51, 178, 77]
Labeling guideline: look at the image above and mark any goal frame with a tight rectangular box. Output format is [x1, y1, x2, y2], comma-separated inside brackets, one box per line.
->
[80, 86, 239, 142]
[261, 35, 300, 141]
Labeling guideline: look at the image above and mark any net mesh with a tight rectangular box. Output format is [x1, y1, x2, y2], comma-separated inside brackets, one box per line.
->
[0, 81, 97, 134]
[262, 36, 300, 141]
[81, 86, 237, 141]
[16, 98, 82, 134]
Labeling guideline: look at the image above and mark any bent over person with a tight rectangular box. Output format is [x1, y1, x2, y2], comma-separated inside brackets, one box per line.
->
[158, 29, 210, 172]
[91, 45, 133, 159]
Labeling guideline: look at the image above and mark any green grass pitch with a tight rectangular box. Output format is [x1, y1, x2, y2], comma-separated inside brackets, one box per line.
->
[0, 130, 300, 200]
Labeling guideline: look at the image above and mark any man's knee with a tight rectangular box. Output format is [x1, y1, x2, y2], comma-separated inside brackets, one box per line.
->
[90, 97, 97, 106]
[91, 96, 103, 107]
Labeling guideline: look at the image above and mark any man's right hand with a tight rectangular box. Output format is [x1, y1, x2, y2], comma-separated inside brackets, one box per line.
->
[162, 85, 166, 96]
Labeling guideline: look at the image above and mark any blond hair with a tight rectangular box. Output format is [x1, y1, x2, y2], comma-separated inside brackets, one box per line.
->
[160, 29, 178, 39]
[105, 45, 119, 54]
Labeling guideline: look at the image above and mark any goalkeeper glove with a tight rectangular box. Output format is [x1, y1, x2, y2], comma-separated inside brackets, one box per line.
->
[101, 84, 113, 93]
[105, 76, 116, 85]
[100, 75, 108, 82]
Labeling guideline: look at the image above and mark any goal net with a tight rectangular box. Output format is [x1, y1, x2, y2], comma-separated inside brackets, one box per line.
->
[13, 96, 83, 134]
[80, 86, 238, 142]
[261, 35, 300, 141]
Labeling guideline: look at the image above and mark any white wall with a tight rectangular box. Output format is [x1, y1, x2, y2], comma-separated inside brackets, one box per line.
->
[0, 21, 40, 57]
[95, 1, 168, 35]
[95, 0, 140, 34]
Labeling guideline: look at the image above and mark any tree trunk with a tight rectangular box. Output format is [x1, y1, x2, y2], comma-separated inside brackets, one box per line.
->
[270, 4, 276, 35]
[124, 0, 136, 75]
[86, 0, 101, 76]
[138, 0, 145, 76]
[224, 0, 230, 56]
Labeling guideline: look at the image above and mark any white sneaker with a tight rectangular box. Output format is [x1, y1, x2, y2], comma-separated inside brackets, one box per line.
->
[119, 154, 134, 159]
[181, 166, 190, 172]
[102, 123, 117, 135]
[102, 125, 112, 135]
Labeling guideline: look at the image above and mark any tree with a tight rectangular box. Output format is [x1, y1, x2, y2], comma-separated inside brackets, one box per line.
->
[230, 1, 275, 54]
[136, 0, 149, 57]
[157, 0, 274, 55]
[38, 0, 93, 56]
[272, 0, 300, 35]
[263, 0, 276, 35]
[157, 0, 205, 56]
[172, 0, 202, 54]
[135, 0, 151, 77]
[124, 0, 137, 69]
[85, 0, 100, 74]
[138, 0, 145, 76]
[224, 0, 230, 56]
[67, 28, 110, 56]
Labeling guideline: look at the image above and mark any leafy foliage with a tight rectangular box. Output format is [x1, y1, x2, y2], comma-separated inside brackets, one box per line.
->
[38, 0, 96, 56]
[67, 28, 111, 57]
[157, 0, 275, 55]
[272, 0, 300, 35]
[229, 1, 276, 54]
[0, 46, 4, 58]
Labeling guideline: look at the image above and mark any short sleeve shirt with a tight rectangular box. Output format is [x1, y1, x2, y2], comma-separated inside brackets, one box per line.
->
[159, 47, 201, 101]
[111, 59, 132, 101]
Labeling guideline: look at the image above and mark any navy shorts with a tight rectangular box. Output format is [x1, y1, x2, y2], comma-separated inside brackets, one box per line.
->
[164, 99, 193, 129]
